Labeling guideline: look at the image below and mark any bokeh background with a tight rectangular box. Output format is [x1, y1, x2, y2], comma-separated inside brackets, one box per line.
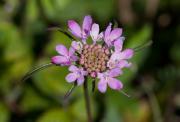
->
[0, 0, 180, 122]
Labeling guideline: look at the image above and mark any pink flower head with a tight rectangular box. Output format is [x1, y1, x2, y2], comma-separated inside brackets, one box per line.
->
[90, 23, 103, 44]
[97, 68, 123, 93]
[104, 23, 122, 47]
[68, 15, 92, 43]
[52, 15, 134, 93]
[66, 65, 88, 85]
[51, 44, 78, 66]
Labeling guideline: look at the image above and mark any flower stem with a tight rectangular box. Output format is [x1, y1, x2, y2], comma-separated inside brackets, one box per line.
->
[83, 78, 93, 122]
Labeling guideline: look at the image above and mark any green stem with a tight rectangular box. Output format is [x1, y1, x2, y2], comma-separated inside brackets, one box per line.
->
[83, 78, 93, 122]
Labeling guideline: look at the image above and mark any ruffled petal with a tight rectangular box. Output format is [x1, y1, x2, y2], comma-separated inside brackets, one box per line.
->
[109, 28, 122, 41]
[104, 23, 112, 39]
[66, 73, 77, 83]
[108, 78, 123, 90]
[68, 47, 75, 56]
[82, 15, 92, 35]
[97, 72, 104, 79]
[98, 80, 107, 93]
[69, 65, 78, 72]
[68, 20, 82, 38]
[117, 60, 131, 68]
[71, 41, 83, 51]
[56, 45, 68, 56]
[108, 68, 122, 77]
[119, 49, 134, 59]
[70, 55, 78, 62]
[51, 56, 68, 65]
[97, 32, 103, 40]
[90, 23, 99, 41]
[114, 38, 123, 52]
[77, 76, 85, 86]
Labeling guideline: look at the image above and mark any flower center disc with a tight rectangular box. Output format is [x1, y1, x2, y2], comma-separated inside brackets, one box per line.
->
[80, 44, 110, 76]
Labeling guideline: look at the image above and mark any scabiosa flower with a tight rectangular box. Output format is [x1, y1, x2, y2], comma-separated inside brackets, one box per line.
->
[51, 15, 134, 93]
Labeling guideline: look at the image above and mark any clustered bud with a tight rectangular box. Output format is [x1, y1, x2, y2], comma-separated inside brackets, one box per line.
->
[80, 44, 110, 77]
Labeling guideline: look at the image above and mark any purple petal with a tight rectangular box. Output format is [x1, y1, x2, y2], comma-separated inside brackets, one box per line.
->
[71, 41, 82, 51]
[69, 65, 78, 72]
[109, 28, 122, 41]
[97, 73, 104, 79]
[77, 76, 85, 85]
[71, 55, 78, 62]
[109, 52, 120, 61]
[90, 23, 99, 41]
[119, 49, 134, 59]
[114, 38, 123, 52]
[98, 80, 107, 93]
[117, 60, 131, 68]
[104, 23, 112, 39]
[108, 78, 123, 90]
[51, 56, 68, 65]
[81, 70, 88, 76]
[68, 20, 82, 38]
[66, 73, 77, 83]
[108, 68, 122, 77]
[56, 45, 68, 56]
[82, 15, 92, 35]
[68, 47, 75, 56]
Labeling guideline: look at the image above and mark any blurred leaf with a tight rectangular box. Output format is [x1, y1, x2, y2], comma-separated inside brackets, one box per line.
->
[33, 61, 69, 96]
[37, 108, 71, 122]
[26, 0, 38, 21]
[91, 0, 115, 21]
[170, 41, 180, 65]
[20, 86, 51, 112]
[0, 22, 32, 94]
[0, 103, 9, 122]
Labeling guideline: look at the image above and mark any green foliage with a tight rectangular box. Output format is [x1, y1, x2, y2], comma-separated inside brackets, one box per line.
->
[0, 103, 9, 122]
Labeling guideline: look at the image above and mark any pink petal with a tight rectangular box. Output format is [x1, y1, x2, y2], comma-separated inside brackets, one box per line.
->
[97, 73, 104, 79]
[109, 28, 122, 41]
[68, 47, 75, 56]
[71, 41, 82, 51]
[77, 76, 85, 86]
[68, 20, 82, 38]
[66, 73, 77, 83]
[104, 23, 112, 39]
[114, 38, 123, 52]
[90, 23, 99, 41]
[108, 68, 122, 77]
[82, 15, 92, 35]
[97, 32, 103, 40]
[108, 78, 123, 90]
[119, 49, 134, 59]
[56, 45, 68, 56]
[69, 65, 78, 72]
[98, 80, 107, 93]
[71, 55, 78, 62]
[117, 60, 131, 68]
[51, 56, 68, 65]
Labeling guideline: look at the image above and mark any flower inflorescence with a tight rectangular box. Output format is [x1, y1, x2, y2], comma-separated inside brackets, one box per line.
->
[80, 44, 110, 77]
[51, 15, 134, 93]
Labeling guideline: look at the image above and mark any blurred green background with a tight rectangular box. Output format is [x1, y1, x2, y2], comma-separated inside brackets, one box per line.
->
[0, 0, 180, 122]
